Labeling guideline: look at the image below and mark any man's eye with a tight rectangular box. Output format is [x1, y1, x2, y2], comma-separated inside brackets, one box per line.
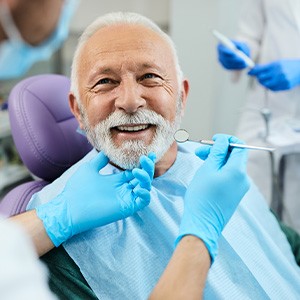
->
[91, 78, 118, 92]
[142, 73, 157, 80]
[97, 78, 112, 84]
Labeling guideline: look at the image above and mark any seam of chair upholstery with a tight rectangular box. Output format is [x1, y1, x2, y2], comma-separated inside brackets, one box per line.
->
[17, 77, 73, 169]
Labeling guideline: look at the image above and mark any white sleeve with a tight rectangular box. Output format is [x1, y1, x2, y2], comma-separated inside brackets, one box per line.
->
[236, 0, 265, 61]
[0, 217, 57, 300]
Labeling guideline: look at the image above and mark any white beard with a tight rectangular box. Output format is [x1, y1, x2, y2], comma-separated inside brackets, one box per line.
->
[81, 101, 182, 170]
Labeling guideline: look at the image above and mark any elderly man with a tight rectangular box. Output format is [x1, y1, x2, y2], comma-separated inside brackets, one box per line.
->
[17, 12, 300, 299]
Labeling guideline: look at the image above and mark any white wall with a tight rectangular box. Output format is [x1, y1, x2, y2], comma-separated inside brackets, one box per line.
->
[170, 0, 248, 139]
[69, 0, 169, 32]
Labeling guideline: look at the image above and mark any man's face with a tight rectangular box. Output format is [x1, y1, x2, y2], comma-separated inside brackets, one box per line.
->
[71, 24, 188, 170]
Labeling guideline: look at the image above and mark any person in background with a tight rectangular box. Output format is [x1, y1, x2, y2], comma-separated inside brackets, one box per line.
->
[217, 0, 300, 233]
[21, 12, 300, 299]
[0, 0, 77, 80]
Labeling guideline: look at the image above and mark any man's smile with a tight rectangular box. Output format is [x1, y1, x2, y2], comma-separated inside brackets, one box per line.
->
[115, 124, 151, 132]
[111, 124, 156, 142]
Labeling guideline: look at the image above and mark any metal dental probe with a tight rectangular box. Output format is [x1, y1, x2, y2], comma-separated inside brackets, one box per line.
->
[174, 129, 276, 152]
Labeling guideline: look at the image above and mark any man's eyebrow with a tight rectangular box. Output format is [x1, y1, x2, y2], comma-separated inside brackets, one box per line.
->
[88, 63, 164, 83]
[141, 63, 153, 68]
[87, 67, 115, 84]
[139, 62, 164, 72]
[94, 67, 114, 74]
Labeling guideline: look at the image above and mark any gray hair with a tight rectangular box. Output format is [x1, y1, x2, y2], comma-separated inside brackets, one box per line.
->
[70, 11, 183, 103]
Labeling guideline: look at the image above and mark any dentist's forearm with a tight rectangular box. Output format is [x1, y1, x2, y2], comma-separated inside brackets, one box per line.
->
[149, 235, 210, 300]
[10, 210, 55, 257]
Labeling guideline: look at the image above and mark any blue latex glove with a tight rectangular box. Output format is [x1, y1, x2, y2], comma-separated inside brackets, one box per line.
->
[36, 151, 156, 246]
[176, 134, 250, 263]
[217, 40, 251, 70]
[248, 59, 300, 91]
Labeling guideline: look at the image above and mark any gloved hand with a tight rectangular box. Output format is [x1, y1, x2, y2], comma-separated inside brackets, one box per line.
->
[248, 59, 300, 91]
[176, 134, 250, 263]
[217, 40, 251, 70]
[36, 151, 156, 246]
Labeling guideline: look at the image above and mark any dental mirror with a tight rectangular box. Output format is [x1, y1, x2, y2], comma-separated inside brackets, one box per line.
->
[174, 129, 190, 143]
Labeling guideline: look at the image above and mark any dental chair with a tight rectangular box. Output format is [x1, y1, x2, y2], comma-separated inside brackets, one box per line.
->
[0, 74, 92, 217]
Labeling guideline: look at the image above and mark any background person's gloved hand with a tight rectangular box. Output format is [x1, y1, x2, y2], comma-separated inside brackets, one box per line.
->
[176, 134, 250, 263]
[248, 59, 300, 91]
[36, 151, 156, 246]
[217, 40, 251, 70]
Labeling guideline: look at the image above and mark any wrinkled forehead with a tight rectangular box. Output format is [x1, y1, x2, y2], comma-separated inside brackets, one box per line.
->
[78, 23, 177, 72]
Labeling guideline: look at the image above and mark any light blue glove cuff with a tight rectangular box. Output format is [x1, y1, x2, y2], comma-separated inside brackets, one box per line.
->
[175, 214, 219, 264]
[36, 193, 71, 247]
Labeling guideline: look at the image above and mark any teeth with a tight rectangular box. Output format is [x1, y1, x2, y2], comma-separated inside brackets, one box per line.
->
[117, 124, 149, 132]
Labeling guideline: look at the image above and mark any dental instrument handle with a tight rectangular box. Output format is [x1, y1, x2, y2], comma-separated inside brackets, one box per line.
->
[212, 30, 255, 68]
[173, 129, 275, 152]
[200, 140, 275, 152]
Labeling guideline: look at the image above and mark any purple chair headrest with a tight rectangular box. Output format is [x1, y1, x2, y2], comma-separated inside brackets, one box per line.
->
[0, 181, 48, 217]
[8, 74, 92, 182]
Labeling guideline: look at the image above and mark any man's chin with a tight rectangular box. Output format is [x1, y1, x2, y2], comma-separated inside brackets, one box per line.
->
[108, 153, 143, 170]
[103, 141, 149, 170]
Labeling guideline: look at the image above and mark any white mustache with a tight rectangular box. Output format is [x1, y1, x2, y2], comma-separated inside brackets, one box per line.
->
[103, 109, 166, 128]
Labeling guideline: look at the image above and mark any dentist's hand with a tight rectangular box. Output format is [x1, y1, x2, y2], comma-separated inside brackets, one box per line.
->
[176, 134, 250, 263]
[217, 40, 251, 70]
[36, 151, 156, 246]
[248, 59, 300, 91]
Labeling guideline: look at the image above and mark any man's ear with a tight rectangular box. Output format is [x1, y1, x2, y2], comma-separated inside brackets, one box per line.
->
[180, 79, 189, 116]
[69, 92, 84, 129]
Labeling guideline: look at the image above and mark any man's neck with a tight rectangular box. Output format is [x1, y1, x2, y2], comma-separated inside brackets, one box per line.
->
[154, 142, 178, 177]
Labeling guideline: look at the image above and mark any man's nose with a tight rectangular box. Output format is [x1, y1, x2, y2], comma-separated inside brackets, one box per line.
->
[115, 80, 146, 113]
